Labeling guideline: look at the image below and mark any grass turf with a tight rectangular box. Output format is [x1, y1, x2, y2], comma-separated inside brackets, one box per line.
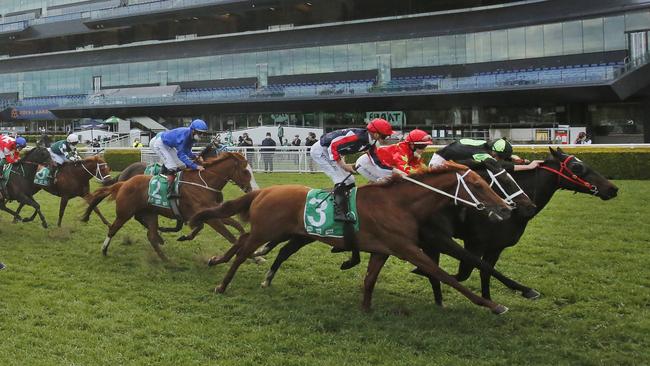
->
[0, 173, 648, 365]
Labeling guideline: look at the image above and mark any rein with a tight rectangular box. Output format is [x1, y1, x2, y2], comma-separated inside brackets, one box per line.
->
[487, 168, 526, 204]
[538, 155, 598, 195]
[401, 169, 485, 210]
[177, 170, 222, 193]
[79, 161, 112, 182]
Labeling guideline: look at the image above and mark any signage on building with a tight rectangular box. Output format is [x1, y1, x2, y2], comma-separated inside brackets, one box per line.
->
[365, 111, 405, 127]
[3, 105, 57, 120]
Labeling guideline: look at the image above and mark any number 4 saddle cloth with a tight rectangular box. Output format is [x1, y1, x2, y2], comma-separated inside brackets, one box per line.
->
[303, 188, 360, 238]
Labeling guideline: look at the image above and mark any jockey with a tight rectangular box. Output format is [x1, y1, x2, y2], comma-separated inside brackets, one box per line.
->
[49, 134, 82, 166]
[150, 119, 210, 194]
[356, 129, 432, 182]
[310, 118, 393, 270]
[429, 137, 543, 171]
[0, 135, 27, 201]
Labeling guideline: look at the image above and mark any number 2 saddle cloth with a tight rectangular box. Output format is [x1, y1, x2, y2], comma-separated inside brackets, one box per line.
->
[303, 188, 360, 238]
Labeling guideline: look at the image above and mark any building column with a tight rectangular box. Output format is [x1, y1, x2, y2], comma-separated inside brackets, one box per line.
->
[643, 100, 650, 143]
[471, 105, 480, 125]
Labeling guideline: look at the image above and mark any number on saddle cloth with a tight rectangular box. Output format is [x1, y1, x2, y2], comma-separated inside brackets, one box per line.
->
[303, 188, 360, 238]
[34, 166, 52, 186]
[0, 162, 12, 188]
[144, 163, 163, 176]
[147, 172, 182, 208]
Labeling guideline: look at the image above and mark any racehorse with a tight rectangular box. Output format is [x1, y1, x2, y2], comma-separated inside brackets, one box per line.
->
[82, 152, 254, 261]
[190, 162, 515, 314]
[102, 140, 257, 235]
[415, 147, 619, 305]
[0, 147, 52, 228]
[250, 158, 541, 305]
[13, 155, 114, 227]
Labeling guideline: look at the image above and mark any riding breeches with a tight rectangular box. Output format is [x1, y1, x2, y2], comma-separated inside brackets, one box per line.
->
[309, 143, 355, 186]
[151, 135, 186, 171]
[355, 153, 392, 183]
[428, 153, 448, 168]
[47, 148, 67, 165]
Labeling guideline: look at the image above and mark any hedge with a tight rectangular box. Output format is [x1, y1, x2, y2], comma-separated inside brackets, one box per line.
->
[87, 147, 650, 180]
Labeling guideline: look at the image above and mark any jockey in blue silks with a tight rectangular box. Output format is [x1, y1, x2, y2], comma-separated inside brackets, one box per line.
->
[150, 119, 210, 194]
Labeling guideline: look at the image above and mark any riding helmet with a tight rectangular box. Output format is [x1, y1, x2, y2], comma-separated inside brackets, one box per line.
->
[405, 129, 433, 146]
[489, 138, 513, 160]
[67, 134, 80, 144]
[366, 118, 393, 137]
[190, 119, 209, 133]
[15, 136, 27, 148]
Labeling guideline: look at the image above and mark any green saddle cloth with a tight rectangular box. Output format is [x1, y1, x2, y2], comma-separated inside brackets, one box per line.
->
[144, 163, 163, 176]
[303, 188, 359, 238]
[34, 166, 52, 186]
[147, 173, 182, 209]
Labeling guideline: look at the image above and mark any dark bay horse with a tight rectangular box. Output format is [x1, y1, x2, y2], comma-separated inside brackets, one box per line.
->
[14, 155, 114, 227]
[190, 163, 515, 314]
[82, 152, 254, 261]
[0, 147, 52, 228]
[416, 147, 619, 305]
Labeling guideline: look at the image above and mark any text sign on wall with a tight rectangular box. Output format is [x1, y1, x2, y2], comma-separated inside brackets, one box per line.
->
[366, 111, 405, 127]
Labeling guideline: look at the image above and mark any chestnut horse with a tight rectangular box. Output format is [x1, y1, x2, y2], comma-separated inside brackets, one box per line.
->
[82, 152, 253, 261]
[14, 155, 114, 227]
[191, 162, 514, 314]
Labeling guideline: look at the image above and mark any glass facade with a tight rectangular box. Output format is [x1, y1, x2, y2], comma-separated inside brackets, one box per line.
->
[0, 1, 84, 15]
[0, 11, 647, 98]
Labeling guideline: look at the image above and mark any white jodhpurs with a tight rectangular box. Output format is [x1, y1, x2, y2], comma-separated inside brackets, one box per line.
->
[47, 148, 66, 165]
[355, 153, 392, 183]
[428, 153, 448, 168]
[309, 143, 355, 185]
[151, 135, 186, 171]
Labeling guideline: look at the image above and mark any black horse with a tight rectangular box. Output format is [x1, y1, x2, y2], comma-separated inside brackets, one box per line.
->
[416, 147, 618, 305]
[0, 147, 52, 228]
[248, 158, 539, 298]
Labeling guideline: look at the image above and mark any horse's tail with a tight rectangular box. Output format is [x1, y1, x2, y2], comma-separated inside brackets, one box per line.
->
[190, 190, 261, 226]
[81, 182, 125, 222]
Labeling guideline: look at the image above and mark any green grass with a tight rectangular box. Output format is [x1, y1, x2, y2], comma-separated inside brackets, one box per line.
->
[0, 174, 649, 365]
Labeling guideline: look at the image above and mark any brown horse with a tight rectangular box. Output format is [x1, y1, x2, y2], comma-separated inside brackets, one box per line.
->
[82, 152, 253, 261]
[190, 162, 514, 314]
[14, 155, 114, 227]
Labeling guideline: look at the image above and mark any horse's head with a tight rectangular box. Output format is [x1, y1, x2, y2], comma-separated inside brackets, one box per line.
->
[205, 152, 253, 193]
[543, 147, 618, 200]
[77, 155, 113, 184]
[23, 147, 52, 165]
[419, 162, 513, 222]
[478, 159, 536, 218]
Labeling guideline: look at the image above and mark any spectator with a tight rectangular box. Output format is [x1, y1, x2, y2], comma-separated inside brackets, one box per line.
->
[291, 134, 301, 146]
[283, 138, 289, 146]
[574, 132, 591, 144]
[132, 138, 143, 148]
[239, 132, 254, 162]
[261, 132, 276, 173]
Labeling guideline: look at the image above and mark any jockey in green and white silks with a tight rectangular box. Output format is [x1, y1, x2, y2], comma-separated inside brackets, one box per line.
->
[429, 138, 543, 172]
[49, 134, 82, 165]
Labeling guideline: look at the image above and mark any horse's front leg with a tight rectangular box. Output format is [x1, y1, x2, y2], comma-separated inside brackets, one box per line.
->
[0, 202, 22, 222]
[14, 194, 47, 228]
[57, 197, 69, 227]
[12, 202, 26, 223]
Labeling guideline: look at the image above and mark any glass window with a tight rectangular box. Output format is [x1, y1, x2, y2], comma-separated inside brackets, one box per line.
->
[455, 34, 467, 64]
[508, 27, 526, 59]
[562, 21, 583, 54]
[439, 35, 455, 65]
[422, 36, 439, 66]
[625, 10, 650, 32]
[332, 45, 348, 72]
[406, 38, 423, 67]
[491, 30, 508, 61]
[361, 42, 377, 69]
[267, 50, 280, 76]
[221, 54, 233, 78]
[391, 40, 407, 68]
[348, 43, 363, 71]
[376, 41, 391, 55]
[292, 48, 307, 74]
[305, 47, 319, 74]
[279, 49, 293, 75]
[319, 46, 333, 73]
[543, 23, 563, 56]
[604, 16, 626, 50]
[465, 33, 475, 63]
[526, 25, 544, 58]
[582, 18, 604, 53]
[475, 32, 491, 63]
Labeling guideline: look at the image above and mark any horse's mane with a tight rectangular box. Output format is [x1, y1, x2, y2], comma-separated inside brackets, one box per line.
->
[202, 152, 246, 168]
[372, 161, 469, 187]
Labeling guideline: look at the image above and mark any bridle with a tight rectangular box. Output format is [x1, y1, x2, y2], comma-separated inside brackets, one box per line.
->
[539, 155, 598, 195]
[80, 160, 112, 183]
[487, 168, 527, 205]
[401, 169, 486, 210]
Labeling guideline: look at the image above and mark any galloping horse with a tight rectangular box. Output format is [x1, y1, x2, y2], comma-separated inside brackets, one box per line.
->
[14, 155, 114, 227]
[190, 162, 515, 314]
[0, 147, 52, 228]
[82, 152, 253, 261]
[418, 147, 618, 305]
[251, 158, 540, 304]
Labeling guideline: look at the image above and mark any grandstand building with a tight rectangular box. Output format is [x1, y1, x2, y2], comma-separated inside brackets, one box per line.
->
[0, 0, 649, 143]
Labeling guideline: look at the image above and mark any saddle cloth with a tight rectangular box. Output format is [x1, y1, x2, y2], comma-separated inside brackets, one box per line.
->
[303, 188, 359, 238]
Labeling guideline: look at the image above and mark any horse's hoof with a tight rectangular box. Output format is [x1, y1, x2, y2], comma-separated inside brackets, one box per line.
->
[252, 256, 266, 265]
[207, 256, 221, 267]
[177, 236, 188, 242]
[42, 223, 48, 229]
[340, 258, 360, 270]
[493, 305, 509, 315]
[361, 305, 372, 313]
[214, 284, 226, 294]
[522, 289, 541, 300]
[261, 280, 270, 288]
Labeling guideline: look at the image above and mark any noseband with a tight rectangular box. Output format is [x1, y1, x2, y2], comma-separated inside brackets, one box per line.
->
[487, 168, 527, 205]
[402, 169, 486, 210]
[539, 155, 598, 195]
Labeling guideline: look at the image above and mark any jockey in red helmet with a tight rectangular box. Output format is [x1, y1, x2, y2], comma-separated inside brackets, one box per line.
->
[309, 118, 393, 269]
[356, 129, 432, 182]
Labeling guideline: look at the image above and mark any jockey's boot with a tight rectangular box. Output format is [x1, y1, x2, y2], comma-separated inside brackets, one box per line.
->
[333, 183, 360, 270]
[166, 171, 179, 199]
[0, 262, 5, 270]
